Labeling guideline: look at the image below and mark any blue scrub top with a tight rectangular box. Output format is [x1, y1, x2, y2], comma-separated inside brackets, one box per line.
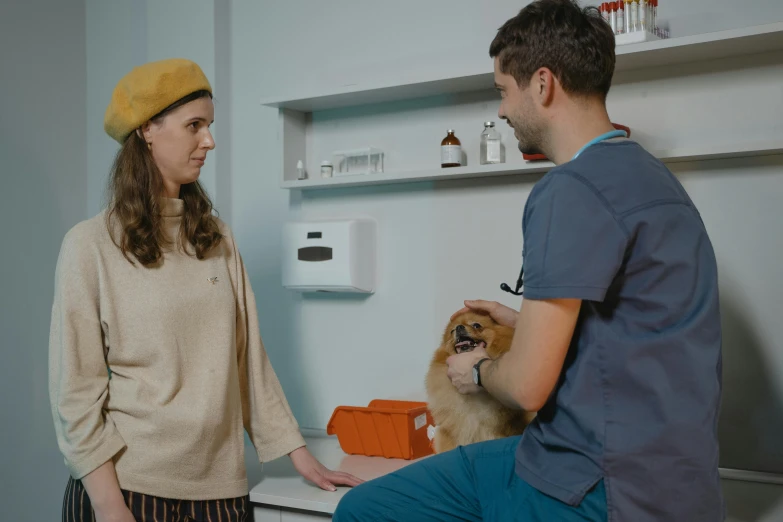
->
[515, 139, 725, 522]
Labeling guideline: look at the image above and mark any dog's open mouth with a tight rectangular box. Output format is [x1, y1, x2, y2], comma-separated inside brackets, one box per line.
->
[454, 336, 486, 354]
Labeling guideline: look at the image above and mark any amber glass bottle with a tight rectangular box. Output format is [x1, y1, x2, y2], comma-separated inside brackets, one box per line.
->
[441, 129, 462, 168]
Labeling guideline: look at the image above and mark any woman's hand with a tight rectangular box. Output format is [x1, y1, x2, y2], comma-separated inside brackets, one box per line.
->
[451, 300, 519, 328]
[82, 461, 136, 522]
[289, 446, 364, 491]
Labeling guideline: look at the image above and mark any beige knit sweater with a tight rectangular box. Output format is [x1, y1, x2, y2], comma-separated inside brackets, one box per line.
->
[49, 198, 306, 500]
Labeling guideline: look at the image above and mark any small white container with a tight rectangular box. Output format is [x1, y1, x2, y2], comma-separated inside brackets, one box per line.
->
[332, 147, 384, 177]
[320, 161, 333, 178]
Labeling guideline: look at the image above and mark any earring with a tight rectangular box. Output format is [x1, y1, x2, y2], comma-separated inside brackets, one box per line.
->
[146, 142, 152, 150]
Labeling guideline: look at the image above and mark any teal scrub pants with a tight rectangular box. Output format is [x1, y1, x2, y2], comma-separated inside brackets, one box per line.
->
[332, 435, 607, 522]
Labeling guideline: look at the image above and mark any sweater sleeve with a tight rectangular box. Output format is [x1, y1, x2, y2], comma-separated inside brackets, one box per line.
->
[232, 240, 306, 462]
[48, 225, 127, 479]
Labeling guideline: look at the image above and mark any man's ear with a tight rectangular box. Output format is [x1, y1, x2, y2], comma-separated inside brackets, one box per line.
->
[533, 68, 556, 107]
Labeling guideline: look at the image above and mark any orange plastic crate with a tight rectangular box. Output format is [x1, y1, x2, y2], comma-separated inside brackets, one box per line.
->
[326, 399, 435, 460]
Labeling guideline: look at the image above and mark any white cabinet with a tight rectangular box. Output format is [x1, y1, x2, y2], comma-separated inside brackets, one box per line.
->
[282, 510, 332, 521]
[253, 505, 282, 522]
[253, 505, 332, 521]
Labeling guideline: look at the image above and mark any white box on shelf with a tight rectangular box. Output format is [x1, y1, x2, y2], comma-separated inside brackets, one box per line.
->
[332, 147, 384, 177]
[282, 219, 376, 293]
[615, 30, 662, 46]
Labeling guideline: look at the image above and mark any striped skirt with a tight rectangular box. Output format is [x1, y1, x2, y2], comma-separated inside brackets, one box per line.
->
[62, 477, 250, 522]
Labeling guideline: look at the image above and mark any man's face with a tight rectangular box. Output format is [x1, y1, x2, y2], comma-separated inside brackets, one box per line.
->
[494, 57, 545, 156]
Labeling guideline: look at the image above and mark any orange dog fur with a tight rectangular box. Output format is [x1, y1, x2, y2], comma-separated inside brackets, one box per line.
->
[425, 311, 535, 453]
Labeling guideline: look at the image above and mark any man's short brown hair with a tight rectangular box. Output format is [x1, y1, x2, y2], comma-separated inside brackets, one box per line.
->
[490, 0, 616, 100]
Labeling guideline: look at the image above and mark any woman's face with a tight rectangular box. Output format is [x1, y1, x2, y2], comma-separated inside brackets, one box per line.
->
[141, 97, 215, 196]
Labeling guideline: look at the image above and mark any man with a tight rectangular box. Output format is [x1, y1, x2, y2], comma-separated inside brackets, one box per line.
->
[333, 0, 724, 520]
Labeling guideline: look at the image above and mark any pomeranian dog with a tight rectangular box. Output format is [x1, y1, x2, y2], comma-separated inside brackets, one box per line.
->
[425, 311, 535, 453]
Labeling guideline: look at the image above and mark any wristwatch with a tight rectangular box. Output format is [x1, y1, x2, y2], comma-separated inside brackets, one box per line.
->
[473, 358, 492, 387]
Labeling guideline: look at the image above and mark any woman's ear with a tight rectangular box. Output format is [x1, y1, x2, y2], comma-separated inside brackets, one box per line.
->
[137, 123, 152, 146]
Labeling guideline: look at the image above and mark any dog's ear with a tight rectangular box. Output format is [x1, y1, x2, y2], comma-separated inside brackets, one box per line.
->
[492, 325, 515, 354]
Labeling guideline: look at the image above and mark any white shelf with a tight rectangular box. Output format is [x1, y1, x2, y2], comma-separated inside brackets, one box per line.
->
[281, 141, 783, 190]
[281, 161, 553, 190]
[654, 140, 783, 164]
[261, 22, 783, 112]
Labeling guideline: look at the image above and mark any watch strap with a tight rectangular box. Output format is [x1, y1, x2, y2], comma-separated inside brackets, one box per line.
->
[474, 357, 491, 387]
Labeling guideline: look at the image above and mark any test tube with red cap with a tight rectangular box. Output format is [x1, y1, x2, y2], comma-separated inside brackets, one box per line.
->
[610, 1, 617, 34]
[601, 2, 610, 24]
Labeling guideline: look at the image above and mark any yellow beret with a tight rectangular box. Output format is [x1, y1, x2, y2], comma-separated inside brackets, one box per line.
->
[104, 58, 212, 143]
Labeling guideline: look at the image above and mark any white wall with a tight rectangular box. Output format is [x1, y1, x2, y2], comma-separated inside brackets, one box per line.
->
[0, 0, 87, 520]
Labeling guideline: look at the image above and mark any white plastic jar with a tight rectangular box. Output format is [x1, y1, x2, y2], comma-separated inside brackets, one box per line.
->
[320, 160, 333, 178]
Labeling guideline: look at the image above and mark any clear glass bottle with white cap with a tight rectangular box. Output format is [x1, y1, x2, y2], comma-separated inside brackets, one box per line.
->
[480, 121, 503, 165]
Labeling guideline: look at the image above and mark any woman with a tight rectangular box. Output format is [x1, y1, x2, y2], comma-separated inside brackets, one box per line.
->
[50, 58, 361, 522]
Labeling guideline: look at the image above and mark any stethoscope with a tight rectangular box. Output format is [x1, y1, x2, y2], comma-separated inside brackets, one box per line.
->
[500, 129, 628, 296]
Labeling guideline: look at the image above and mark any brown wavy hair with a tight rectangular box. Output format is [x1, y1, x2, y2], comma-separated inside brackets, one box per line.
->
[106, 90, 223, 267]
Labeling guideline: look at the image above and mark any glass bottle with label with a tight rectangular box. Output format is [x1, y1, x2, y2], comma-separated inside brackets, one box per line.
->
[441, 129, 462, 168]
[480, 121, 503, 165]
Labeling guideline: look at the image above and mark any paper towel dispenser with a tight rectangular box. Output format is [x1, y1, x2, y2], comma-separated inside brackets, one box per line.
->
[282, 219, 376, 293]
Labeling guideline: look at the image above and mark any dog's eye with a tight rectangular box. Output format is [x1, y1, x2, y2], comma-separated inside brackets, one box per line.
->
[472, 323, 482, 330]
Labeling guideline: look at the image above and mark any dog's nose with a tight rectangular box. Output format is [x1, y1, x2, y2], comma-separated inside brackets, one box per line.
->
[456, 324, 467, 336]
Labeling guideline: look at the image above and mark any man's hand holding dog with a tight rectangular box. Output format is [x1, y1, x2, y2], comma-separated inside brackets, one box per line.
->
[451, 300, 518, 328]
[446, 345, 490, 395]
